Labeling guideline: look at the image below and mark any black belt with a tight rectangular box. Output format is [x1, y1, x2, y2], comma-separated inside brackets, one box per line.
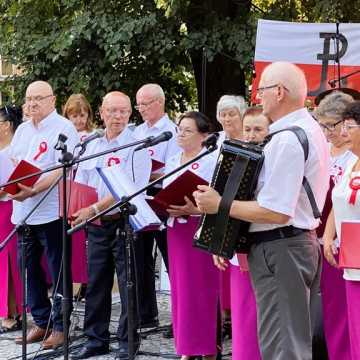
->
[247, 225, 309, 244]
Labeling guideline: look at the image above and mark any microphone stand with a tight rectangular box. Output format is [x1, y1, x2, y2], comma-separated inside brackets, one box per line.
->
[0, 134, 157, 360]
[68, 143, 218, 360]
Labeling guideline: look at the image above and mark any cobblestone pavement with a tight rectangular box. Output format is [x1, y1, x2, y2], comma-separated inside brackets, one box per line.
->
[0, 291, 231, 360]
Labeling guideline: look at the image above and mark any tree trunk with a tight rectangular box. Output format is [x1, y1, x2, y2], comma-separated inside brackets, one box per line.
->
[186, 0, 251, 127]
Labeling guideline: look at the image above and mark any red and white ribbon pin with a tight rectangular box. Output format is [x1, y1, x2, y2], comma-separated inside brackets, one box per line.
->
[349, 176, 360, 205]
[107, 157, 121, 167]
[191, 162, 199, 170]
[33, 141, 48, 161]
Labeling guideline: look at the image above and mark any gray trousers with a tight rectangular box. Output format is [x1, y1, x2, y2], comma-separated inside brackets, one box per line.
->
[248, 231, 321, 360]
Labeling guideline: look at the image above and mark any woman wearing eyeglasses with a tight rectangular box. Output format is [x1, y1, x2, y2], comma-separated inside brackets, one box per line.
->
[323, 100, 360, 360]
[314, 91, 355, 360]
[164, 111, 219, 360]
[0, 105, 23, 333]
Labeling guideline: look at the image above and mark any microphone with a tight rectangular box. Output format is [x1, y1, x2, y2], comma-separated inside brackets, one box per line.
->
[54, 133, 68, 151]
[135, 131, 173, 151]
[76, 129, 105, 148]
[202, 132, 219, 148]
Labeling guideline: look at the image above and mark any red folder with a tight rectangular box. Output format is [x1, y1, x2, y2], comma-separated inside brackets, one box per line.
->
[339, 221, 360, 269]
[3, 160, 41, 195]
[59, 180, 99, 223]
[151, 159, 165, 172]
[151, 170, 208, 213]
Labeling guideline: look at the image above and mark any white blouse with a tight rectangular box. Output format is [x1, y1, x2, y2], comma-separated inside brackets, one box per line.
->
[332, 156, 360, 281]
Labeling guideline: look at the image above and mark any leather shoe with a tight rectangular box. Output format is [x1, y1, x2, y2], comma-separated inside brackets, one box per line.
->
[42, 330, 64, 349]
[71, 345, 109, 359]
[162, 324, 173, 339]
[15, 325, 51, 344]
[117, 342, 139, 360]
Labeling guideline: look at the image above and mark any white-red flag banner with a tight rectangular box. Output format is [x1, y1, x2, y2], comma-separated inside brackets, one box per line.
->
[252, 19, 360, 104]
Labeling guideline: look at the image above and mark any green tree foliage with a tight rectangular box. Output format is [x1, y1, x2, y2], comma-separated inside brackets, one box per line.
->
[1, 0, 360, 121]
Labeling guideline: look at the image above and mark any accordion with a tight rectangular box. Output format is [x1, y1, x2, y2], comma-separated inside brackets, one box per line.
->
[193, 139, 264, 258]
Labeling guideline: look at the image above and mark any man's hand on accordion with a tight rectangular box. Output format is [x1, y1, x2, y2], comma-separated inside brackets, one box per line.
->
[193, 185, 221, 214]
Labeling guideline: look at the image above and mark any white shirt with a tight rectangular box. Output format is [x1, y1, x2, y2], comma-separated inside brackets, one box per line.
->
[75, 127, 151, 214]
[164, 148, 217, 226]
[332, 156, 360, 281]
[250, 108, 330, 232]
[318, 148, 356, 247]
[133, 114, 180, 167]
[9, 110, 79, 225]
[0, 146, 15, 202]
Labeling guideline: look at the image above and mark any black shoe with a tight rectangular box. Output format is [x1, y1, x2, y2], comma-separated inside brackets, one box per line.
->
[140, 317, 159, 329]
[162, 324, 173, 339]
[116, 342, 139, 360]
[71, 345, 109, 359]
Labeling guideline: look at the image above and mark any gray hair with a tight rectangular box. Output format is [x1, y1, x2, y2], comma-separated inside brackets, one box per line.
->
[137, 83, 165, 101]
[216, 95, 247, 120]
[314, 91, 354, 121]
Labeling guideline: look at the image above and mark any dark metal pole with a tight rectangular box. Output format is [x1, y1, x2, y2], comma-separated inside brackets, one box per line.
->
[62, 164, 71, 360]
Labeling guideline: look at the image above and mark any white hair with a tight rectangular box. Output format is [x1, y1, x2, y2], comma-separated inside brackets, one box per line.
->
[216, 95, 247, 120]
[262, 62, 308, 104]
[137, 83, 165, 101]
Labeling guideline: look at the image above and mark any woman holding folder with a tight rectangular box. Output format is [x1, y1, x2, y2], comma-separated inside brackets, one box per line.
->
[0, 105, 23, 332]
[323, 100, 360, 360]
[163, 111, 219, 360]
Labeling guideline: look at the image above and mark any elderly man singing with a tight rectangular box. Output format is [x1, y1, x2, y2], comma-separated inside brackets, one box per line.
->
[71, 91, 151, 360]
[11, 81, 79, 349]
[194, 62, 330, 360]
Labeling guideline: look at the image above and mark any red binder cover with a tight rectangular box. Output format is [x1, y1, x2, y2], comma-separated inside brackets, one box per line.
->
[59, 180, 99, 224]
[339, 221, 360, 269]
[151, 159, 165, 172]
[151, 170, 208, 213]
[3, 160, 41, 195]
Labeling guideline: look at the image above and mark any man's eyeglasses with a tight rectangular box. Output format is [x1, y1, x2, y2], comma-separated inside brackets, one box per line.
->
[342, 121, 360, 131]
[134, 98, 158, 110]
[25, 94, 53, 103]
[256, 84, 289, 98]
[319, 119, 343, 132]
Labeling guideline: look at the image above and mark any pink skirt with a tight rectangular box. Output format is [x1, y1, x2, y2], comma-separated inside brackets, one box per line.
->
[320, 247, 351, 360]
[71, 230, 88, 283]
[345, 280, 360, 360]
[0, 201, 22, 317]
[220, 267, 231, 311]
[167, 217, 220, 356]
[230, 264, 261, 360]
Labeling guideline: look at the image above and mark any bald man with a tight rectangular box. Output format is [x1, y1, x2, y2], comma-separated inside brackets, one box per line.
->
[194, 62, 330, 360]
[10, 81, 79, 349]
[71, 91, 151, 360]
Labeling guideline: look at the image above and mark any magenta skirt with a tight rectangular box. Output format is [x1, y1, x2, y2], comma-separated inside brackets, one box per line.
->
[71, 230, 88, 283]
[220, 267, 231, 311]
[320, 247, 351, 360]
[0, 201, 22, 317]
[167, 217, 220, 356]
[230, 264, 261, 360]
[345, 280, 360, 360]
